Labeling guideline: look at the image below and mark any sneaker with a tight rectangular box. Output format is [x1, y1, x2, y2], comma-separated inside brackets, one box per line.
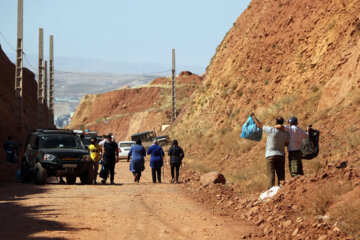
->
[101, 180, 106, 184]
[59, 178, 65, 184]
[171, 178, 175, 183]
[110, 181, 115, 185]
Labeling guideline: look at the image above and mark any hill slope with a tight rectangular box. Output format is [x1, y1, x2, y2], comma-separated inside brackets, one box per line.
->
[68, 72, 202, 140]
[168, 0, 360, 238]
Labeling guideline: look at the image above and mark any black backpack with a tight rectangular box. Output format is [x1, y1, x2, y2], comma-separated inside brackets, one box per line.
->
[301, 128, 320, 160]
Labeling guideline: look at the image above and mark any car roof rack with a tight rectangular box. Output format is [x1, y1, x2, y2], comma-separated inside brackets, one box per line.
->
[131, 131, 154, 137]
[33, 129, 74, 134]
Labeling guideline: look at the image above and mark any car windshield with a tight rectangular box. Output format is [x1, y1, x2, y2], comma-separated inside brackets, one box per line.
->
[40, 135, 85, 149]
[120, 142, 135, 148]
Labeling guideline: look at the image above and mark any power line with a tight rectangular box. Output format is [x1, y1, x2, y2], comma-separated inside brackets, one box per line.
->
[0, 31, 17, 52]
[0, 30, 37, 72]
[23, 52, 37, 72]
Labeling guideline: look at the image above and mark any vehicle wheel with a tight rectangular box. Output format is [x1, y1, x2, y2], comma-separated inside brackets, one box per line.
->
[66, 176, 77, 184]
[80, 167, 95, 184]
[34, 162, 48, 184]
[20, 159, 31, 183]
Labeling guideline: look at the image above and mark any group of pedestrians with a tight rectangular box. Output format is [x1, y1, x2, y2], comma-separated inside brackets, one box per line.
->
[87, 135, 185, 185]
[250, 113, 310, 189]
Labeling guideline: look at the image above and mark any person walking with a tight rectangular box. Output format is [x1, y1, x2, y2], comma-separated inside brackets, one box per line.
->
[88, 137, 102, 184]
[3, 136, 19, 164]
[147, 140, 164, 183]
[168, 140, 184, 183]
[250, 113, 290, 189]
[128, 139, 146, 183]
[284, 117, 309, 177]
[101, 135, 119, 184]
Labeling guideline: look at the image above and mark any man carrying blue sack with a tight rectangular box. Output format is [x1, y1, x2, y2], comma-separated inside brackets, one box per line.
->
[250, 113, 290, 189]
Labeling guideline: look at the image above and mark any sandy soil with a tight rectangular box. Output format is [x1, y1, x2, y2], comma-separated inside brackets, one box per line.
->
[0, 161, 255, 240]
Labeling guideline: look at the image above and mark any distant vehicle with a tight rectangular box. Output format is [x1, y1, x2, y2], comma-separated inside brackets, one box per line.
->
[118, 141, 136, 159]
[20, 129, 94, 185]
[131, 131, 156, 149]
[130, 131, 170, 149]
[152, 135, 171, 146]
[79, 132, 100, 150]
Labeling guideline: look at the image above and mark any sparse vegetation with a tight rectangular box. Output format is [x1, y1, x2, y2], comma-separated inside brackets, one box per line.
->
[328, 20, 336, 30]
[237, 89, 243, 97]
[264, 79, 269, 85]
[310, 85, 319, 92]
[356, 22, 360, 32]
[305, 182, 354, 216]
[264, 67, 271, 73]
[331, 199, 360, 239]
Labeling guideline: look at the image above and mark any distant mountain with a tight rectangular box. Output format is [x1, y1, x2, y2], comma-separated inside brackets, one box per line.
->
[6, 53, 205, 75]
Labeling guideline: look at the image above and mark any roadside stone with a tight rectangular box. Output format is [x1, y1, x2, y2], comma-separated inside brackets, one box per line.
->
[283, 220, 292, 228]
[292, 228, 299, 236]
[318, 235, 327, 240]
[200, 172, 226, 186]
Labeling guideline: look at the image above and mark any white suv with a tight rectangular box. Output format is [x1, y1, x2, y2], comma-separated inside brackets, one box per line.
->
[118, 141, 136, 159]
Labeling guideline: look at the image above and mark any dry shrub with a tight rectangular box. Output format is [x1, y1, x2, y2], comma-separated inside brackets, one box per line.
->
[331, 199, 360, 239]
[190, 159, 215, 174]
[303, 159, 326, 175]
[304, 182, 354, 216]
[228, 158, 267, 194]
[344, 133, 360, 149]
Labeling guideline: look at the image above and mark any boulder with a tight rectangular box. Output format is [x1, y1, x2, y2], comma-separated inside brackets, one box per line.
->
[200, 172, 226, 185]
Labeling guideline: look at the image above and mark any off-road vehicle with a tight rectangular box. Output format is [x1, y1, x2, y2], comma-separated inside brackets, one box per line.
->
[20, 129, 94, 184]
[131, 131, 170, 149]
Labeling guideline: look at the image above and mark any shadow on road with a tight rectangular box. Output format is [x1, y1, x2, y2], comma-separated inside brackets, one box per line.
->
[0, 183, 77, 240]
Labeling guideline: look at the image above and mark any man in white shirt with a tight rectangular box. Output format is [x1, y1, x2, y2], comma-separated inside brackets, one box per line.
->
[284, 117, 309, 177]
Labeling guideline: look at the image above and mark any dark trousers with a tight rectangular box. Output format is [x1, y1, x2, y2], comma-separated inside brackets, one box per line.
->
[289, 150, 303, 177]
[102, 163, 115, 183]
[93, 162, 99, 183]
[152, 167, 161, 183]
[132, 171, 142, 182]
[266, 155, 285, 189]
[171, 162, 181, 181]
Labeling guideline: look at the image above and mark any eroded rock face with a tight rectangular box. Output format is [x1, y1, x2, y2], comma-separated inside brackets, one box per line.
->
[200, 172, 226, 186]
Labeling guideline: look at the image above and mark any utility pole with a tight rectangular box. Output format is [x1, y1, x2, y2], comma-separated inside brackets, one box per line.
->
[49, 35, 54, 126]
[44, 60, 48, 108]
[14, 0, 23, 132]
[38, 28, 44, 127]
[171, 48, 176, 123]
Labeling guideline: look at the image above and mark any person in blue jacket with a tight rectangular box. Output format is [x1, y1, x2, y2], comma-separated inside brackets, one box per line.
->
[128, 139, 146, 183]
[147, 140, 165, 183]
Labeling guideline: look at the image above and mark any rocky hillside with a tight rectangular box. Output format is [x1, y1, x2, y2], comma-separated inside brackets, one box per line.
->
[68, 71, 202, 140]
[167, 0, 360, 238]
[0, 45, 54, 181]
[170, 0, 360, 177]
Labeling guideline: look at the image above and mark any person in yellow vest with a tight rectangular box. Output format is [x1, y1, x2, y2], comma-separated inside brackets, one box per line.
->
[88, 137, 102, 184]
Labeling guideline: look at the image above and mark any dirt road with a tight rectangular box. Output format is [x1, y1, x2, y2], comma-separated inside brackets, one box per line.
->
[0, 161, 255, 240]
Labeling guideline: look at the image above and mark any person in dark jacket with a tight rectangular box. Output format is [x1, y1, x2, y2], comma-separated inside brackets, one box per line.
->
[128, 139, 146, 183]
[147, 140, 164, 183]
[168, 140, 184, 183]
[101, 135, 119, 184]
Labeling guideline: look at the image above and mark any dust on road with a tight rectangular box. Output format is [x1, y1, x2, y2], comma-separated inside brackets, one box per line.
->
[0, 161, 255, 240]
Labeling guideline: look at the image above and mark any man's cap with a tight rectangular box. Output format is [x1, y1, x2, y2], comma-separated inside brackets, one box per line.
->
[288, 117, 298, 125]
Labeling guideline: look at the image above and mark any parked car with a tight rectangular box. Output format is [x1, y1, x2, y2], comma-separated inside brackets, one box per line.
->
[130, 131, 170, 149]
[20, 129, 94, 185]
[118, 141, 136, 159]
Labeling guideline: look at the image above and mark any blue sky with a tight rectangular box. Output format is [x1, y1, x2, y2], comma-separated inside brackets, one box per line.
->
[0, 0, 250, 73]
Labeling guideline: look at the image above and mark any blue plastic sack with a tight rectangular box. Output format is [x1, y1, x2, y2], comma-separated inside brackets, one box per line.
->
[240, 116, 263, 141]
